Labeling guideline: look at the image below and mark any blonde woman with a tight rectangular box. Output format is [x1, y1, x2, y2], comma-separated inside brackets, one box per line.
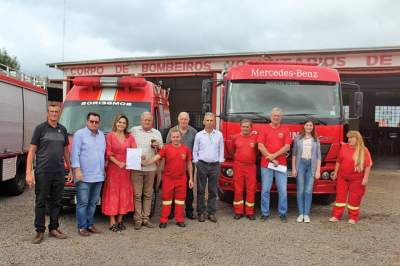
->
[329, 130, 372, 224]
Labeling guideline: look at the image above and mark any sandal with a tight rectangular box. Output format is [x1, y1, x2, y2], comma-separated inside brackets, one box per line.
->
[117, 222, 126, 231]
[109, 224, 120, 232]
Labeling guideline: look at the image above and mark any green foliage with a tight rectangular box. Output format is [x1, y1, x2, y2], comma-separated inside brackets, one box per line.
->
[0, 48, 20, 70]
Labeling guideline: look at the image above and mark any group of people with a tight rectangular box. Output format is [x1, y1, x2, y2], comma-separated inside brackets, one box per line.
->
[26, 105, 372, 244]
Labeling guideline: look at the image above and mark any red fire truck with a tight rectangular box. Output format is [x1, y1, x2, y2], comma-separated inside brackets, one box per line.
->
[60, 76, 171, 206]
[202, 61, 363, 203]
[0, 73, 47, 195]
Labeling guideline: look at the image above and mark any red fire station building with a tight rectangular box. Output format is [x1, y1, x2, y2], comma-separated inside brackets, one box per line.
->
[48, 46, 400, 165]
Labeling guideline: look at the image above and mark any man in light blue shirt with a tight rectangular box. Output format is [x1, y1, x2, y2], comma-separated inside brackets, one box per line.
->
[193, 112, 224, 223]
[71, 112, 105, 236]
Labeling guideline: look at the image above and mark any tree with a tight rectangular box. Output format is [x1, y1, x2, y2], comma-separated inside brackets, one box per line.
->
[0, 48, 20, 70]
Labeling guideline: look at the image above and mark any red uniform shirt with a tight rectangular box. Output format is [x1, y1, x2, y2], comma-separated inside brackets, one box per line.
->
[257, 124, 291, 167]
[158, 144, 192, 177]
[337, 143, 372, 179]
[233, 133, 258, 164]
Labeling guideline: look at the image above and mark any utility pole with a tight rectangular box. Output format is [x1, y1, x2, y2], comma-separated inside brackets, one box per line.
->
[62, 0, 66, 61]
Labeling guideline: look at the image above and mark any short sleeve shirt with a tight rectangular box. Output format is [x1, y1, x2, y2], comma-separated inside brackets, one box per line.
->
[158, 144, 192, 177]
[337, 143, 373, 179]
[233, 133, 258, 164]
[31, 121, 69, 174]
[257, 124, 291, 166]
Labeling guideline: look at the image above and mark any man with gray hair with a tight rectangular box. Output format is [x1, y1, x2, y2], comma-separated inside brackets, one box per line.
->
[131, 112, 163, 229]
[166, 112, 197, 219]
[258, 107, 291, 222]
[193, 112, 224, 223]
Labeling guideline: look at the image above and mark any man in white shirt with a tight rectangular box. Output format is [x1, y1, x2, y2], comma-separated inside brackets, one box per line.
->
[131, 112, 163, 230]
[192, 112, 224, 223]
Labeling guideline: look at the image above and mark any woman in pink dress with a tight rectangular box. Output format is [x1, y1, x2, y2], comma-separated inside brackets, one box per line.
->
[102, 114, 136, 232]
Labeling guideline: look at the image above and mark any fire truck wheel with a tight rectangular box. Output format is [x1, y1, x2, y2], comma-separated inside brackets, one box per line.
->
[218, 188, 233, 203]
[4, 156, 26, 196]
[313, 194, 336, 205]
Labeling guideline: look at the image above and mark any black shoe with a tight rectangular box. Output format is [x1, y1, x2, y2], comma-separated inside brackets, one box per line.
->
[109, 224, 120, 233]
[186, 212, 195, 220]
[260, 215, 269, 221]
[233, 214, 243, 220]
[176, 222, 186, 228]
[246, 215, 256, 220]
[117, 222, 126, 231]
[280, 215, 288, 223]
[207, 214, 218, 223]
[159, 223, 167, 229]
[198, 214, 205, 222]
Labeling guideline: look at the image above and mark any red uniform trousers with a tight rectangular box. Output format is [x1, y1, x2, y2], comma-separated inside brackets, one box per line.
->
[332, 175, 365, 221]
[233, 162, 256, 215]
[160, 176, 187, 223]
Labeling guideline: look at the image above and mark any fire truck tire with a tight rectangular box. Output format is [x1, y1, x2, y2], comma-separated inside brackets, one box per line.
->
[218, 188, 233, 203]
[4, 156, 26, 196]
[313, 194, 336, 205]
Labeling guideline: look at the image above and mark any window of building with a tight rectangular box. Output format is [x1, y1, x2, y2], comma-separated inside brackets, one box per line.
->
[375, 106, 400, 127]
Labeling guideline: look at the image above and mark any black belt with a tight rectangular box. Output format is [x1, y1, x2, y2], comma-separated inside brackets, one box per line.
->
[198, 160, 219, 166]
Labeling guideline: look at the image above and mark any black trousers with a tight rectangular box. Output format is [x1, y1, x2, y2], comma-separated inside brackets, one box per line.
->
[196, 161, 220, 215]
[34, 173, 64, 232]
[170, 169, 194, 216]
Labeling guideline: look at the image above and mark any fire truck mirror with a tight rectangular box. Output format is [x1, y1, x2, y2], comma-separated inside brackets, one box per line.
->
[353, 91, 363, 118]
[201, 79, 212, 114]
[202, 103, 211, 114]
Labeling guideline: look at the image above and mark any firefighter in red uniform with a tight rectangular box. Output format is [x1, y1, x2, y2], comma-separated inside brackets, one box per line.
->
[230, 119, 258, 220]
[143, 128, 193, 228]
[329, 130, 372, 224]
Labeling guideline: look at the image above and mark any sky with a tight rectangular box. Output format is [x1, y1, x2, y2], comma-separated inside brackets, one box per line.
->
[0, 0, 399, 78]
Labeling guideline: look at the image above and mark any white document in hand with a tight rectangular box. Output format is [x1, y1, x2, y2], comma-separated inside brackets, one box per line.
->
[267, 162, 287, 173]
[126, 148, 142, 170]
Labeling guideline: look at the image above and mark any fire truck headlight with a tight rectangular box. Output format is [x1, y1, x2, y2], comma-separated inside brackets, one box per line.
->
[223, 168, 234, 178]
[330, 172, 336, 179]
[321, 171, 330, 180]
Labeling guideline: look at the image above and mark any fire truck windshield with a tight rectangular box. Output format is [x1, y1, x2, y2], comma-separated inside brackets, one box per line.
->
[225, 80, 341, 123]
[60, 101, 150, 134]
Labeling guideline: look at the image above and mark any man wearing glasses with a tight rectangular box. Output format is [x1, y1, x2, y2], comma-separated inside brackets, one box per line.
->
[71, 112, 106, 236]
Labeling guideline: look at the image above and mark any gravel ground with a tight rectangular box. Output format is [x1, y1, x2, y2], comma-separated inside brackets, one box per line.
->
[0, 169, 399, 266]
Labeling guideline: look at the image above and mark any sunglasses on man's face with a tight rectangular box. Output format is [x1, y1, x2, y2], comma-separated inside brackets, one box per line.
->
[89, 120, 100, 124]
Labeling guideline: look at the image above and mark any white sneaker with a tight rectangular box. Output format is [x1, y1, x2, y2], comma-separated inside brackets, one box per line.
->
[296, 215, 304, 223]
[348, 219, 356, 224]
[303, 215, 311, 223]
[329, 217, 339, 222]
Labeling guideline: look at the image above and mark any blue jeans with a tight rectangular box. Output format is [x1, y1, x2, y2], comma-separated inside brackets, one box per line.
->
[260, 167, 287, 216]
[76, 181, 102, 229]
[296, 159, 314, 215]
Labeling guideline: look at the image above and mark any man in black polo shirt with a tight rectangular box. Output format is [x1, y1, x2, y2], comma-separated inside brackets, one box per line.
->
[26, 104, 72, 244]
